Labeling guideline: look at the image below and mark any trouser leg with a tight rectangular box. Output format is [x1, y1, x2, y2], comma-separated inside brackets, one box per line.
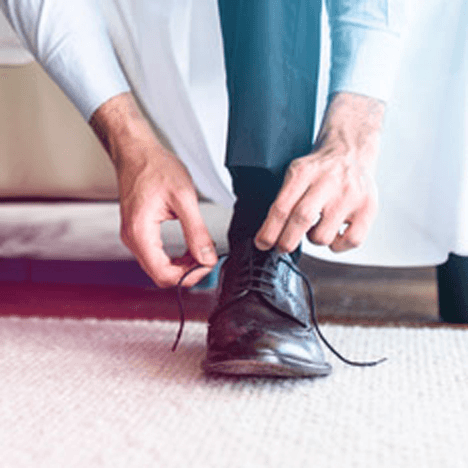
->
[217, 0, 322, 249]
[437, 253, 468, 323]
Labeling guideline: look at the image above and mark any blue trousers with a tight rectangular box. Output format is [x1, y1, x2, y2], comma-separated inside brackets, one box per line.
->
[218, 0, 322, 247]
[219, 0, 322, 174]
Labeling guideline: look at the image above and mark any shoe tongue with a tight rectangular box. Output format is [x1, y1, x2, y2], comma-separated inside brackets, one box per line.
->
[232, 239, 286, 266]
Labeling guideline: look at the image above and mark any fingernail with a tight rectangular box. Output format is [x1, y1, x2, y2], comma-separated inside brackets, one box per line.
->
[200, 245, 217, 264]
[254, 239, 271, 251]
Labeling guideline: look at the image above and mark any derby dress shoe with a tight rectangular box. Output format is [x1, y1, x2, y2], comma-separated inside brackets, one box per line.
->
[202, 239, 333, 377]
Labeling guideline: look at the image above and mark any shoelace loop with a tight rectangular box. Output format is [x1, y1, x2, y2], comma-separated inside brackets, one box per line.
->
[172, 255, 387, 368]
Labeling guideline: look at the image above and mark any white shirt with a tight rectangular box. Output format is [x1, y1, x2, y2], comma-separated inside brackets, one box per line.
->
[0, 0, 403, 121]
[14, 1, 459, 269]
[0, 0, 131, 120]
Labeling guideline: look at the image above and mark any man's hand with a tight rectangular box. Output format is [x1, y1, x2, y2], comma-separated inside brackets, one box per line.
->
[90, 93, 218, 288]
[255, 92, 385, 254]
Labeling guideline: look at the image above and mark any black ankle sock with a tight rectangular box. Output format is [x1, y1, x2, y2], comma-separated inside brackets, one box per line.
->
[227, 166, 301, 263]
[437, 253, 468, 323]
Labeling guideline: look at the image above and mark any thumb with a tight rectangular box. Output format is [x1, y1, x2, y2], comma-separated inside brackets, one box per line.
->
[176, 197, 218, 266]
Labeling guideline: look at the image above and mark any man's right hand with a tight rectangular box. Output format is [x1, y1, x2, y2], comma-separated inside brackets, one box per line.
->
[90, 93, 218, 288]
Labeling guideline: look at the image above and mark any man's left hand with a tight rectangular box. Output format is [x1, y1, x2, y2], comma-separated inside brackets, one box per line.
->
[254, 92, 385, 254]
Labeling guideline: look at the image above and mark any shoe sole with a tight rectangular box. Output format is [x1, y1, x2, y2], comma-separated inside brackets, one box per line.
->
[202, 355, 332, 378]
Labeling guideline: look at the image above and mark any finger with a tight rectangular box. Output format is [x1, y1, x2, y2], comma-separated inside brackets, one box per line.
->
[254, 203, 293, 251]
[329, 208, 375, 253]
[306, 205, 349, 248]
[125, 220, 206, 288]
[173, 193, 218, 267]
[121, 209, 176, 287]
[172, 251, 215, 287]
[135, 223, 188, 287]
[268, 181, 332, 252]
[138, 241, 211, 288]
[274, 201, 322, 253]
[254, 173, 319, 251]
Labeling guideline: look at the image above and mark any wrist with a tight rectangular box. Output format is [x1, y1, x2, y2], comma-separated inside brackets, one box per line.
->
[327, 92, 385, 130]
[315, 92, 385, 167]
[89, 92, 158, 161]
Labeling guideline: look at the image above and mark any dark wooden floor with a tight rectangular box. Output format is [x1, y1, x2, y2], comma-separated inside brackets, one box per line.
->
[0, 256, 439, 325]
[300, 255, 439, 324]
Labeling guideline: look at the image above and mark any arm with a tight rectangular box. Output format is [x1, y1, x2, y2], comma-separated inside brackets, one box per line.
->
[0, 0, 130, 120]
[255, 0, 404, 254]
[1, 0, 217, 287]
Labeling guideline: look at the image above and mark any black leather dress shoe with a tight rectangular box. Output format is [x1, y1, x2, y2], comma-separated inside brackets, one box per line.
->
[202, 240, 332, 377]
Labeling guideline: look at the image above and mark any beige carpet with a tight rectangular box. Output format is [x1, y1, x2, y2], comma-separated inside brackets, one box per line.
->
[1, 317, 468, 468]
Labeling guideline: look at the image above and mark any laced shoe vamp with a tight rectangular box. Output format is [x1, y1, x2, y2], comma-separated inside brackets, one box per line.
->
[204, 241, 332, 377]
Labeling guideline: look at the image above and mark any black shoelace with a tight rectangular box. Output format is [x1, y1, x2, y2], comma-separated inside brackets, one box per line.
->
[172, 254, 387, 368]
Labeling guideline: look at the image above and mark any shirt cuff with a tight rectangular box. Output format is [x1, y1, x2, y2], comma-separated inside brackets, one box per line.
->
[328, 25, 402, 103]
[42, 32, 131, 122]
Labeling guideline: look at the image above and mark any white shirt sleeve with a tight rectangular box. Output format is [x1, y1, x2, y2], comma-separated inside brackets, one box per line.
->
[0, 0, 130, 121]
[326, 0, 404, 102]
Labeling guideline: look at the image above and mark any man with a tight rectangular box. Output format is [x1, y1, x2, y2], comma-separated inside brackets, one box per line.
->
[1, 0, 403, 376]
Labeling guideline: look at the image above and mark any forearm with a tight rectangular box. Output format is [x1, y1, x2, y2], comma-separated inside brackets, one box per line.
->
[0, 0, 130, 121]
